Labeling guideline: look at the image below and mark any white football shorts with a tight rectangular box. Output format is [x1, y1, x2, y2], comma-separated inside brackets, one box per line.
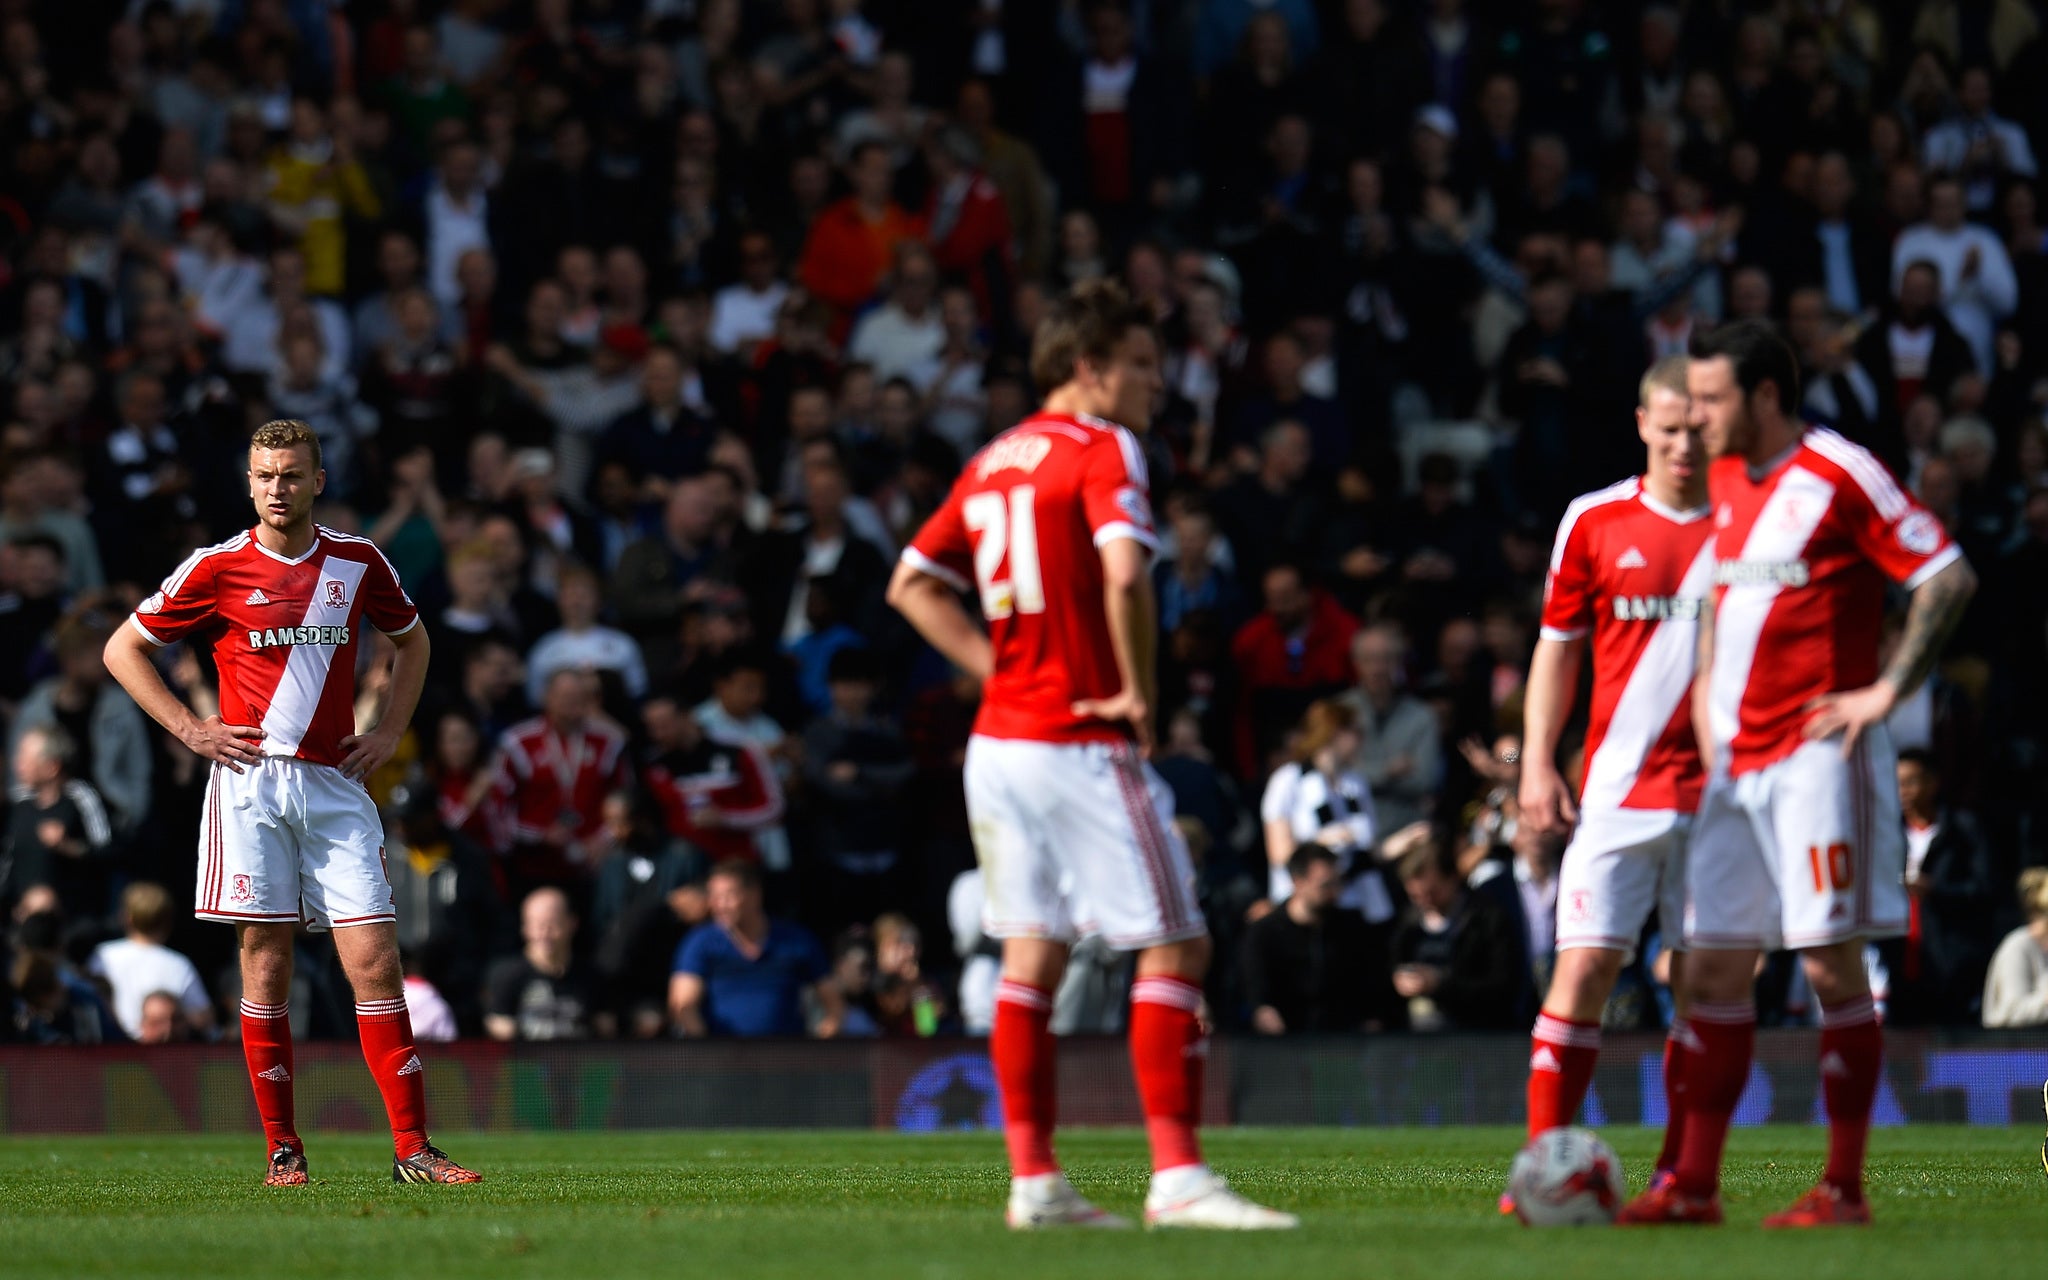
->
[1555, 807, 1691, 960]
[963, 734, 1206, 950]
[195, 756, 396, 931]
[1685, 728, 1907, 952]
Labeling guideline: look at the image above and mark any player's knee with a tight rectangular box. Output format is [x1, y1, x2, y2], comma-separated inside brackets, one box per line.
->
[1686, 950, 1758, 1003]
[1547, 947, 1625, 1019]
[1142, 933, 1211, 983]
[1798, 943, 1868, 1006]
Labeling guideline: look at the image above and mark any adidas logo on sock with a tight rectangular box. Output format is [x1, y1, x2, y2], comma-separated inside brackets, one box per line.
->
[1530, 1046, 1563, 1073]
[1819, 1050, 1851, 1079]
[246, 588, 272, 605]
[256, 1064, 292, 1082]
[1615, 546, 1649, 570]
[396, 1055, 423, 1077]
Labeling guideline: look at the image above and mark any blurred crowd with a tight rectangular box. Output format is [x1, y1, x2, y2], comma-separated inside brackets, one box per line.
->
[12, 0, 2048, 1044]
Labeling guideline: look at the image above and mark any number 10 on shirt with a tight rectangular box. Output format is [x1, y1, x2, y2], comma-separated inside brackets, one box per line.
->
[965, 486, 1044, 620]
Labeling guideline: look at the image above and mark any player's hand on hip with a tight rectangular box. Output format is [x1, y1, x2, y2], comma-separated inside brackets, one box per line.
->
[182, 716, 264, 772]
[1070, 689, 1152, 754]
[1802, 680, 1898, 758]
[1517, 763, 1579, 837]
[338, 726, 400, 781]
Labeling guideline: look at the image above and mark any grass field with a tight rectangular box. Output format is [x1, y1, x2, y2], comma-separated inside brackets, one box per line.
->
[0, 1126, 2040, 1279]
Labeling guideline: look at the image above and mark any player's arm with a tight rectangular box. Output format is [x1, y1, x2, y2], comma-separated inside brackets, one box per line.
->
[1805, 555, 1977, 753]
[886, 559, 994, 681]
[341, 620, 431, 781]
[102, 626, 264, 772]
[667, 972, 708, 1037]
[1071, 537, 1159, 752]
[1518, 635, 1584, 836]
[1691, 594, 1716, 775]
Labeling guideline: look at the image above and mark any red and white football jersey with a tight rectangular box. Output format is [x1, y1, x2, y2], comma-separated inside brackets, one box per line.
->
[1705, 427, 1960, 776]
[128, 526, 421, 769]
[904, 411, 1156, 743]
[1541, 476, 1715, 814]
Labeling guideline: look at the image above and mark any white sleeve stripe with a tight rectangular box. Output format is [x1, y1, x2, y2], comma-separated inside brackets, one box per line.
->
[65, 782, 112, 845]
[129, 615, 169, 646]
[1548, 478, 1638, 573]
[1903, 543, 1964, 590]
[377, 615, 421, 637]
[1114, 427, 1148, 487]
[1807, 429, 1908, 521]
[1538, 626, 1589, 642]
[1092, 521, 1160, 551]
[162, 533, 248, 599]
[900, 546, 971, 592]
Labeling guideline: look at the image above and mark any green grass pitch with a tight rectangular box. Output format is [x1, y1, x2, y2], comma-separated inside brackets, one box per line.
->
[0, 1126, 2039, 1278]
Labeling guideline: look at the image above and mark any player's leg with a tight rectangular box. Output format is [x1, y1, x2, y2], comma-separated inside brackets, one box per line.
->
[302, 767, 480, 1184]
[1762, 736, 1900, 1226]
[236, 921, 305, 1185]
[1652, 823, 1696, 1181]
[964, 737, 1118, 1228]
[1066, 745, 1294, 1229]
[1527, 945, 1623, 1135]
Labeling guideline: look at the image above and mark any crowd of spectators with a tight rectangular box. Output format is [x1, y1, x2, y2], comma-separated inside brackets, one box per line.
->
[10, 0, 2048, 1044]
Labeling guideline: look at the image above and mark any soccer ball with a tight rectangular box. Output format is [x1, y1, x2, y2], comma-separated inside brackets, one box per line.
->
[1506, 1127, 1624, 1226]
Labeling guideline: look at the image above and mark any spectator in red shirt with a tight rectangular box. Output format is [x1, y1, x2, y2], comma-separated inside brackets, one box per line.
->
[1231, 562, 1359, 777]
[639, 689, 785, 865]
[484, 669, 633, 901]
[922, 126, 1014, 322]
[799, 141, 923, 326]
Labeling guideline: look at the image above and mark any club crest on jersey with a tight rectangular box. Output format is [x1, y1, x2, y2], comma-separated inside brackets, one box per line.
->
[230, 874, 254, 905]
[325, 579, 348, 608]
[1896, 511, 1944, 556]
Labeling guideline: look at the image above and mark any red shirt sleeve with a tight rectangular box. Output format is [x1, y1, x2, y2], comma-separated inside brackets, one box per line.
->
[1539, 509, 1598, 642]
[903, 478, 974, 592]
[1081, 430, 1158, 554]
[130, 550, 222, 646]
[357, 544, 421, 635]
[1829, 454, 1962, 588]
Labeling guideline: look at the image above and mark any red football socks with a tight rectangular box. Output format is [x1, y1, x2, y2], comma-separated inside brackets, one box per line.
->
[356, 997, 429, 1160]
[991, 980, 1058, 1177]
[1817, 995, 1883, 1202]
[1673, 1000, 1756, 1198]
[1130, 975, 1206, 1174]
[1654, 1018, 1694, 1171]
[239, 998, 299, 1151]
[1526, 1013, 1601, 1137]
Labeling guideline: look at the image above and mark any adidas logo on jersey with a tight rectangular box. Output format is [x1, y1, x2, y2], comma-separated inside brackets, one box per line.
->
[256, 1064, 292, 1082]
[245, 588, 272, 605]
[396, 1055, 423, 1077]
[1615, 546, 1649, 569]
[1530, 1046, 1563, 1074]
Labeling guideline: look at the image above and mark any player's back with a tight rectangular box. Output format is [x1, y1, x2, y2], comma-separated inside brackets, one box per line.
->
[1706, 427, 1959, 774]
[906, 412, 1157, 744]
[1542, 477, 1715, 813]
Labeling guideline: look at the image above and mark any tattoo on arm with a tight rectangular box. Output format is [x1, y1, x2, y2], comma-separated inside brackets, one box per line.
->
[1881, 560, 1979, 698]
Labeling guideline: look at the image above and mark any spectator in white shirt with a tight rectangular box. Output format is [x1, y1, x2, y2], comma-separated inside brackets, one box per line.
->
[708, 231, 789, 358]
[424, 138, 492, 309]
[1259, 699, 1391, 922]
[1921, 65, 2037, 215]
[87, 882, 216, 1041]
[1984, 868, 2048, 1027]
[847, 243, 945, 382]
[525, 562, 649, 705]
[1891, 174, 2018, 374]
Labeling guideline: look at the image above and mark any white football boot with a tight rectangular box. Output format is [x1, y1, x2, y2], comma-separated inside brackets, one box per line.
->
[1006, 1172, 1133, 1230]
[1144, 1165, 1300, 1230]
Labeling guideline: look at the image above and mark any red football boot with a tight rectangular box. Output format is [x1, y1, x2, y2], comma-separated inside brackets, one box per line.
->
[1762, 1183, 1870, 1228]
[1614, 1182, 1723, 1225]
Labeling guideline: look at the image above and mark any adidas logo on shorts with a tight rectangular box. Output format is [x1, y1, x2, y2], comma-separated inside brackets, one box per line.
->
[1615, 546, 1649, 570]
[246, 588, 272, 605]
[256, 1064, 292, 1082]
[396, 1055, 423, 1077]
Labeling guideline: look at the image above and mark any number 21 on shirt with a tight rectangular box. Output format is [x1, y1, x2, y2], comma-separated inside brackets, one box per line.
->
[965, 486, 1044, 620]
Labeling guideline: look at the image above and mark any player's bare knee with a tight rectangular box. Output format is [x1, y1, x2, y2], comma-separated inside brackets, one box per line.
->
[1138, 934, 1211, 983]
[1547, 947, 1625, 1021]
[1686, 949, 1758, 1004]
[1798, 941, 1869, 1006]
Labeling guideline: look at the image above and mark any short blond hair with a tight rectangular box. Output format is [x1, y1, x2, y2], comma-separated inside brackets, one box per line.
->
[122, 882, 175, 939]
[1639, 355, 1689, 408]
[250, 419, 323, 471]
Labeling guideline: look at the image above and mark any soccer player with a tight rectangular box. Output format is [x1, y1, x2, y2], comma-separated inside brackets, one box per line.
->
[102, 419, 481, 1187]
[1618, 321, 1976, 1226]
[1518, 356, 1712, 1188]
[888, 281, 1296, 1231]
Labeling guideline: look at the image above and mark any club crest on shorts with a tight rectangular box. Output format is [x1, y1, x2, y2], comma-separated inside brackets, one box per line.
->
[1565, 889, 1592, 923]
[230, 874, 255, 905]
[325, 579, 347, 608]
